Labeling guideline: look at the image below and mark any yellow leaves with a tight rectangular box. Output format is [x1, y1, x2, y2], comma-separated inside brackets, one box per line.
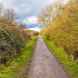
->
[41, 0, 78, 57]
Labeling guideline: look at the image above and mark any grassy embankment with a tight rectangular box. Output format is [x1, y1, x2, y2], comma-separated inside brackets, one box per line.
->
[44, 38, 78, 78]
[0, 37, 37, 78]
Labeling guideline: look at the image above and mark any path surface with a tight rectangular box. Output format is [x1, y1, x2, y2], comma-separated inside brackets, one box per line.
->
[28, 38, 69, 78]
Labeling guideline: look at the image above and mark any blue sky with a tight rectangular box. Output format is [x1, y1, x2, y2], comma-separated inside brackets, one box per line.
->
[0, 0, 69, 31]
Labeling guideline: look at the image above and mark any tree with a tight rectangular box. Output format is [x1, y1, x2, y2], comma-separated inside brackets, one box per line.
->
[3, 8, 16, 22]
[40, 0, 78, 60]
[0, 3, 3, 16]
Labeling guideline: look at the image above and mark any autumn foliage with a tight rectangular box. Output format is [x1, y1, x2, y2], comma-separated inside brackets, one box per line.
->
[41, 0, 78, 60]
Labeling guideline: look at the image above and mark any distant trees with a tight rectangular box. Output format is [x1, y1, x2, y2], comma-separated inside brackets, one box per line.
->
[40, 0, 78, 60]
[0, 3, 16, 22]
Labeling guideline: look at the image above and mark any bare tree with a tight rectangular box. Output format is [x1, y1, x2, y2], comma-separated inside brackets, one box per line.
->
[0, 3, 3, 16]
[3, 8, 16, 21]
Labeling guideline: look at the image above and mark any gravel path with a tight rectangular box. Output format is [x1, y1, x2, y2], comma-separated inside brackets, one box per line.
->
[28, 38, 69, 78]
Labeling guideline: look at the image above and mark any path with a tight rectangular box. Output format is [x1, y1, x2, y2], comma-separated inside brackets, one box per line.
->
[28, 37, 69, 78]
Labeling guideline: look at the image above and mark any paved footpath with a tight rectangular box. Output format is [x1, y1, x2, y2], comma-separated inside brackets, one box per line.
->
[28, 38, 69, 78]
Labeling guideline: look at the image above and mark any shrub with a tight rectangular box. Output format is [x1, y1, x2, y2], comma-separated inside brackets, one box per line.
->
[0, 19, 28, 64]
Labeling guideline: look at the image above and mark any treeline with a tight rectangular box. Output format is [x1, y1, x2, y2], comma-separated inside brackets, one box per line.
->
[0, 4, 29, 64]
[40, 0, 78, 60]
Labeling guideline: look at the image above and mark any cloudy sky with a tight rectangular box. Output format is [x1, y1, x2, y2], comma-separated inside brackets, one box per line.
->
[0, 0, 53, 20]
[0, 0, 69, 31]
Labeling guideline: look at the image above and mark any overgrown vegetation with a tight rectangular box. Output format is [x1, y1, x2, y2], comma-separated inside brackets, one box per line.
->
[40, 0, 78, 60]
[0, 3, 38, 78]
[0, 4, 30, 64]
[0, 38, 36, 78]
[0, 18, 29, 64]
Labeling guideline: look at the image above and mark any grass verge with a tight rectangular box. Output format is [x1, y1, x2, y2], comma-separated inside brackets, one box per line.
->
[0, 37, 37, 78]
[44, 38, 78, 78]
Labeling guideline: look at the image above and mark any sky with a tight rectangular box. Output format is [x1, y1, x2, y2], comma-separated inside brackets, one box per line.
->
[0, 0, 69, 31]
[0, 0, 53, 20]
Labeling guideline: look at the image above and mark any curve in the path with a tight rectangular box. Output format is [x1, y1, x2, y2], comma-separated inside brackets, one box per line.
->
[28, 38, 69, 78]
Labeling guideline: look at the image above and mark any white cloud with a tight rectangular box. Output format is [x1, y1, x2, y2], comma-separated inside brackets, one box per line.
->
[63, 0, 69, 4]
[29, 27, 41, 32]
[23, 16, 38, 25]
[55, 0, 69, 5]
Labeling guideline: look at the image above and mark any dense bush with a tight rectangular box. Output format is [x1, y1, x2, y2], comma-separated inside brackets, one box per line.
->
[0, 18, 28, 64]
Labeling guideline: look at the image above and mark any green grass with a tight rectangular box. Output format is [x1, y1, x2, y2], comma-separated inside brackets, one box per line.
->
[0, 37, 37, 78]
[44, 38, 78, 78]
